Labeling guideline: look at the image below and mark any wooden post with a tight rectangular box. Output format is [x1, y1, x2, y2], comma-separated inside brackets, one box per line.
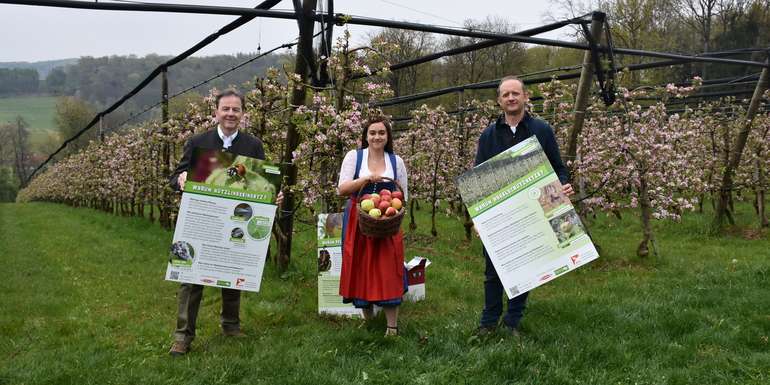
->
[98, 115, 104, 142]
[713, 59, 769, 232]
[162, 66, 169, 123]
[563, 11, 604, 253]
[565, 11, 605, 168]
[277, 0, 318, 271]
[160, 66, 172, 228]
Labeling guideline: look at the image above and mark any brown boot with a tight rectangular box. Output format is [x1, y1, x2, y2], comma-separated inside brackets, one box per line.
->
[169, 341, 189, 357]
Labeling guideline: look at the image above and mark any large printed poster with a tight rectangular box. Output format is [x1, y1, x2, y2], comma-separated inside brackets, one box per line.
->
[457, 136, 599, 298]
[317, 213, 362, 317]
[165, 148, 281, 292]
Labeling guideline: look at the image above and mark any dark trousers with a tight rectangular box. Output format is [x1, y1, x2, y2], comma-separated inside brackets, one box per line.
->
[174, 283, 241, 343]
[480, 249, 529, 329]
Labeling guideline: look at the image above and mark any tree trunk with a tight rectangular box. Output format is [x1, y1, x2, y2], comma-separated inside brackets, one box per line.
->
[463, 207, 473, 241]
[754, 158, 768, 229]
[701, 126, 718, 214]
[409, 198, 417, 231]
[758, 189, 768, 228]
[430, 200, 438, 237]
[636, 176, 658, 258]
[430, 148, 440, 237]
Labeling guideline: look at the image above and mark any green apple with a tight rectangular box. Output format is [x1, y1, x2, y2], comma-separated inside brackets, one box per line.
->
[368, 208, 382, 218]
[360, 199, 375, 211]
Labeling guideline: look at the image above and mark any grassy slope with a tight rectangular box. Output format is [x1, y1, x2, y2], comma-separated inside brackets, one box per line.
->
[0, 202, 768, 385]
[0, 96, 59, 151]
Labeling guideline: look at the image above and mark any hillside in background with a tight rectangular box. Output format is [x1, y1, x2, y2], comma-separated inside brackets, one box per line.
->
[0, 53, 287, 109]
[0, 58, 78, 78]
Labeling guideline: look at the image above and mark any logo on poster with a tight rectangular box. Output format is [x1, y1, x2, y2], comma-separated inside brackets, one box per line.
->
[570, 254, 580, 265]
[539, 274, 552, 282]
[236, 278, 246, 287]
[528, 187, 541, 200]
[201, 278, 215, 284]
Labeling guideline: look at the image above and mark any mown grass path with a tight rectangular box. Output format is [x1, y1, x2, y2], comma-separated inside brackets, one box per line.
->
[1, 202, 768, 384]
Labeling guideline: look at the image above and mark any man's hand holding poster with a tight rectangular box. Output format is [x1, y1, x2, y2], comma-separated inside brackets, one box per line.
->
[165, 148, 281, 292]
[457, 136, 599, 298]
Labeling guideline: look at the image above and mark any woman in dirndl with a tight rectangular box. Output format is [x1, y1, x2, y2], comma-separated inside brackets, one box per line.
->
[337, 115, 408, 336]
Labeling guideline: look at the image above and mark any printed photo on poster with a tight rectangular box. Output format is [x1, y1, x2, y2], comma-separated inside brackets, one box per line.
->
[189, 148, 281, 201]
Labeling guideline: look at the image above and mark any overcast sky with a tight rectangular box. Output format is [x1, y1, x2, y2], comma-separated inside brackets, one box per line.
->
[0, 0, 576, 62]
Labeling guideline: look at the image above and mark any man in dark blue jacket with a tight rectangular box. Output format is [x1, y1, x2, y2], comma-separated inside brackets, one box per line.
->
[475, 76, 574, 335]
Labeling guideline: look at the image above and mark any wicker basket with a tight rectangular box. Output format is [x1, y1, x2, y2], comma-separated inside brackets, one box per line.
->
[357, 176, 406, 238]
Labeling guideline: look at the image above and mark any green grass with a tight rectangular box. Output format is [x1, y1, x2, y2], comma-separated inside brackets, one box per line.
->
[1, 201, 768, 385]
[0, 96, 60, 151]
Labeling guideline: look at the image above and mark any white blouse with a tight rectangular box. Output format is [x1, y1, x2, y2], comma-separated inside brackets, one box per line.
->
[338, 148, 409, 200]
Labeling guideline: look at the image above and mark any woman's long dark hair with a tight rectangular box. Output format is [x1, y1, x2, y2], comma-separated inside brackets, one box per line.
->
[360, 115, 394, 153]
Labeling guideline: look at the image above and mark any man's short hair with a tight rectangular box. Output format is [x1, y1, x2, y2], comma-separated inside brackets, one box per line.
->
[215, 89, 245, 109]
[497, 76, 527, 96]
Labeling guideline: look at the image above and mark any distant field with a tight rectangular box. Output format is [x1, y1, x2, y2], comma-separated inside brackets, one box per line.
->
[0, 95, 60, 152]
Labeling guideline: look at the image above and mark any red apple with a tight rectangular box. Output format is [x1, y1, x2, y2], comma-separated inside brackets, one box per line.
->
[379, 189, 391, 197]
[378, 200, 390, 212]
[381, 194, 392, 202]
[391, 198, 402, 210]
[385, 207, 397, 216]
[391, 191, 403, 200]
[371, 195, 381, 207]
[361, 194, 371, 201]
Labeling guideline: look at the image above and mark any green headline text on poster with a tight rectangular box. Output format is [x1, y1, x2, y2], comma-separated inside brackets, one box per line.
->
[468, 165, 553, 218]
[185, 181, 274, 204]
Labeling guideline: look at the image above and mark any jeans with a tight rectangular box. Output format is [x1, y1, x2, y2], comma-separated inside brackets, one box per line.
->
[479, 248, 529, 329]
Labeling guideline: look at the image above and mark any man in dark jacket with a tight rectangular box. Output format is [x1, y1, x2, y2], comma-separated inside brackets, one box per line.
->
[168, 89, 279, 356]
[475, 76, 574, 335]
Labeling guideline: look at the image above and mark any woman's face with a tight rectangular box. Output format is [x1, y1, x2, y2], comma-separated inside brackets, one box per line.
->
[366, 122, 388, 150]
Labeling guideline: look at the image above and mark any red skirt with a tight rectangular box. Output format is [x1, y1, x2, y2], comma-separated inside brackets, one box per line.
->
[339, 197, 405, 304]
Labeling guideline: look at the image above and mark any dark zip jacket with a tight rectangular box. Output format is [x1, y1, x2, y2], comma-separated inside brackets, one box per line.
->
[474, 113, 570, 184]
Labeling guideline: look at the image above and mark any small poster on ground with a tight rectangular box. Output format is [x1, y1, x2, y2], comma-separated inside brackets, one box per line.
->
[317, 212, 363, 317]
[456, 136, 599, 299]
[165, 148, 281, 292]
